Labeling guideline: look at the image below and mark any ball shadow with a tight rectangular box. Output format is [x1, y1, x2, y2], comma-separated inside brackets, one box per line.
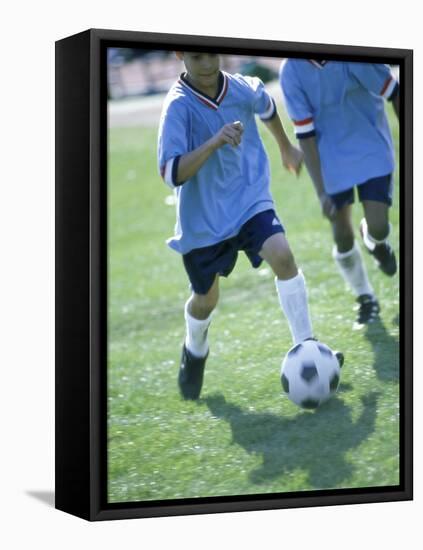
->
[204, 392, 379, 489]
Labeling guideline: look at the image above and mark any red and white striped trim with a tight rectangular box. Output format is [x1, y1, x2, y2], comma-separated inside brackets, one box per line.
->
[215, 73, 228, 104]
[178, 78, 217, 109]
[293, 117, 315, 135]
[380, 76, 397, 99]
[178, 72, 228, 110]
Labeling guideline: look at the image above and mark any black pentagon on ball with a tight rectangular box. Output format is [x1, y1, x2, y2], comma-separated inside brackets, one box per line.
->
[318, 343, 333, 358]
[300, 361, 318, 383]
[287, 343, 302, 358]
[329, 372, 340, 392]
[281, 373, 290, 393]
[301, 398, 320, 409]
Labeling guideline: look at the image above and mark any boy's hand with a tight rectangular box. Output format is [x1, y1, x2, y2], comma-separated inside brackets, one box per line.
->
[213, 121, 244, 148]
[281, 144, 303, 176]
[319, 192, 337, 221]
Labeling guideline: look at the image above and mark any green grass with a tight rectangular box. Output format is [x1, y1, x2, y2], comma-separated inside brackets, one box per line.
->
[107, 101, 400, 503]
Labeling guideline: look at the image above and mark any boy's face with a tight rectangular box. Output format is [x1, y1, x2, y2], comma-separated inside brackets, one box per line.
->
[177, 52, 221, 89]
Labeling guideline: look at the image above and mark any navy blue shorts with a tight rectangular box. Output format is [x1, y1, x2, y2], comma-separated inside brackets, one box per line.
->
[329, 174, 393, 210]
[182, 209, 285, 295]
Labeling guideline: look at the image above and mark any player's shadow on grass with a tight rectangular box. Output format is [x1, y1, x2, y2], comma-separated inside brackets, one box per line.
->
[204, 392, 379, 489]
[364, 319, 399, 383]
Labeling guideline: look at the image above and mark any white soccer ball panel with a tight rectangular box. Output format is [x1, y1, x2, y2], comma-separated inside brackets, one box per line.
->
[281, 340, 341, 409]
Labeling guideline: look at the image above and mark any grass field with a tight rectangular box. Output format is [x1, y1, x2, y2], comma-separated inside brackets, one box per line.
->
[107, 95, 400, 503]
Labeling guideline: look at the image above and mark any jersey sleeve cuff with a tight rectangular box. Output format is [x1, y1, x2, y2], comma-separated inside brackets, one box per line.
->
[162, 155, 184, 188]
[259, 97, 277, 121]
[293, 117, 316, 139]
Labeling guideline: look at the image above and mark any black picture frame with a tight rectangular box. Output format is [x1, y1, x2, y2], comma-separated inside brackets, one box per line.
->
[55, 28, 413, 521]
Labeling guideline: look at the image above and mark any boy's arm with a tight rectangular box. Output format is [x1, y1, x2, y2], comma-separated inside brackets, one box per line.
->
[348, 63, 400, 121]
[298, 136, 336, 221]
[175, 122, 243, 184]
[261, 113, 303, 176]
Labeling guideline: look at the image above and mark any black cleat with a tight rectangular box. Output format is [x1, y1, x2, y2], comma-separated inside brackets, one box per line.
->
[178, 344, 208, 400]
[334, 351, 344, 368]
[371, 242, 397, 276]
[354, 294, 380, 329]
[360, 219, 397, 276]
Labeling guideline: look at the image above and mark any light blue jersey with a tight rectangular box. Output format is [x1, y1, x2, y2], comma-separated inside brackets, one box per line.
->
[280, 60, 398, 194]
[158, 71, 277, 254]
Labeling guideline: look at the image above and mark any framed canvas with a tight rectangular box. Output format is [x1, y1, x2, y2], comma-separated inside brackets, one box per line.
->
[55, 28, 413, 521]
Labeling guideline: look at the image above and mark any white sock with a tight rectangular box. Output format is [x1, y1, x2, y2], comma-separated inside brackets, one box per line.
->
[275, 271, 313, 345]
[361, 218, 391, 252]
[184, 301, 211, 358]
[332, 242, 374, 297]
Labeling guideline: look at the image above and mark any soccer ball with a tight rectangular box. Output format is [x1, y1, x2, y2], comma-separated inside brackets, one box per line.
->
[281, 340, 341, 409]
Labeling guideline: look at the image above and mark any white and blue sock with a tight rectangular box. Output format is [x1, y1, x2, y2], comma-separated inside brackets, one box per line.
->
[275, 271, 313, 345]
[184, 301, 211, 358]
[332, 242, 374, 297]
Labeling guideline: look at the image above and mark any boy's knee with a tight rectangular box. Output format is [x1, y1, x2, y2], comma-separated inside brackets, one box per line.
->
[273, 249, 297, 279]
[366, 219, 390, 241]
[333, 226, 354, 253]
[334, 235, 354, 253]
[190, 290, 218, 319]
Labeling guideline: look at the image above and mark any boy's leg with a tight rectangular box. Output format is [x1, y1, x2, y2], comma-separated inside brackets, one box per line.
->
[360, 200, 397, 276]
[185, 274, 219, 357]
[179, 274, 220, 400]
[259, 233, 313, 344]
[259, 229, 343, 365]
[331, 204, 374, 296]
[358, 174, 396, 276]
[330, 203, 379, 326]
[361, 200, 390, 241]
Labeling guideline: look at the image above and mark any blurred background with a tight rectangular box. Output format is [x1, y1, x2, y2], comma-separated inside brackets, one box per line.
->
[108, 49, 398, 128]
[108, 49, 283, 127]
[108, 48, 281, 96]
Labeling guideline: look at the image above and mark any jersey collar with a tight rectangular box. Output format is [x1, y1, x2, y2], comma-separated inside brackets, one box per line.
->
[308, 60, 328, 69]
[178, 71, 228, 110]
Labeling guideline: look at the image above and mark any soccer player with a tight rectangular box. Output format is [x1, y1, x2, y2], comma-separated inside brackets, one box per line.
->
[280, 60, 399, 327]
[158, 52, 338, 400]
